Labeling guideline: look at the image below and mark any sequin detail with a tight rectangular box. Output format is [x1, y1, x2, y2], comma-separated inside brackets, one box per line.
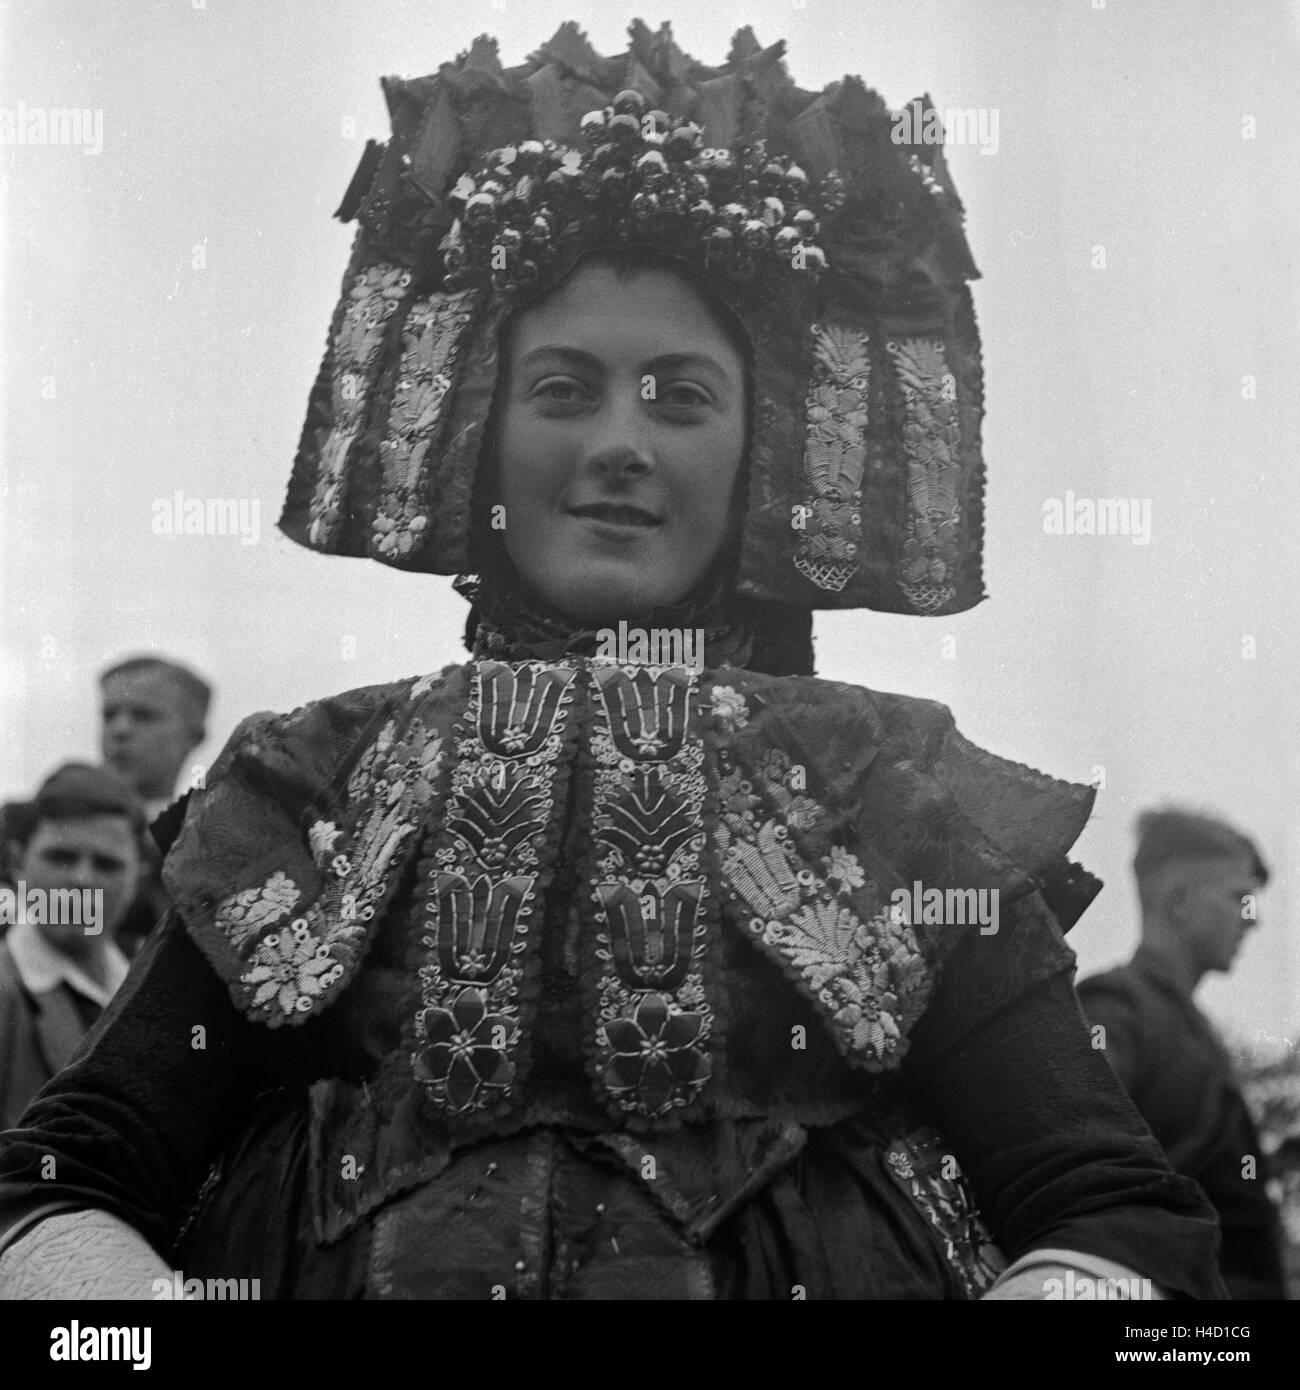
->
[716, 744, 929, 1070]
[589, 665, 714, 1118]
[371, 289, 478, 562]
[884, 1128, 1006, 1297]
[888, 337, 961, 614]
[307, 263, 415, 548]
[413, 661, 576, 1115]
[218, 692, 445, 1027]
[794, 321, 870, 592]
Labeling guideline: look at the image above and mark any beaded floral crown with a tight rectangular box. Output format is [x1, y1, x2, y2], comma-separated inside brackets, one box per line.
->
[280, 21, 987, 614]
[440, 94, 842, 299]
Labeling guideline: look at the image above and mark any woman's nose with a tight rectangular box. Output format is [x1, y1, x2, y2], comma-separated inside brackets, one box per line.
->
[581, 399, 654, 480]
[588, 446, 651, 480]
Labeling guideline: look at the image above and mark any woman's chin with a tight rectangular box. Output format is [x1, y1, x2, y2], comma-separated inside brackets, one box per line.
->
[537, 572, 687, 626]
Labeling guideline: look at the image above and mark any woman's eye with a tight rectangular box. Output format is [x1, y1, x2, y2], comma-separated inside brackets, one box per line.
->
[659, 383, 710, 409]
[533, 378, 586, 403]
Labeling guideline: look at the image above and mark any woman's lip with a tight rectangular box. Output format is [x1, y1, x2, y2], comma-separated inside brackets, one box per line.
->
[568, 506, 661, 528]
[571, 513, 660, 538]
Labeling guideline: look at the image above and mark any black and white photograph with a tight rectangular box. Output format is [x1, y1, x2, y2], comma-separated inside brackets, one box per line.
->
[1, 0, 1297, 1347]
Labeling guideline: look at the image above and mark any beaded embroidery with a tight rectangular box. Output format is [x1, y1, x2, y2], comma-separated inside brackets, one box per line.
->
[884, 1129, 1006, 1297]
[215, 691, 446, 1027]
[715, 728, 930, 1070]
[371, 289, 478, 562]
[794, 321, 870, 592]
[307, 263, 415, 548]
[588, 664, 714, 1118]
[412, 661, 576, 1115]
[888, 337, 961, 614]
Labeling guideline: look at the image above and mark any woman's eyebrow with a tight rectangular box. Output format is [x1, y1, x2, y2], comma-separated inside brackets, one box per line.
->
[645, 352, 732, 387]
[515, 345, 603, 373]
[514, 346, 734, 386]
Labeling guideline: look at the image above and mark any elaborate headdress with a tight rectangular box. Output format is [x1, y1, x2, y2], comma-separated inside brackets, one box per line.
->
[280, 21, 986, 615]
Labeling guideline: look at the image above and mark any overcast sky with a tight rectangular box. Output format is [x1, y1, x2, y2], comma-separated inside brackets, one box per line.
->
[3, 0, 1298, 1041]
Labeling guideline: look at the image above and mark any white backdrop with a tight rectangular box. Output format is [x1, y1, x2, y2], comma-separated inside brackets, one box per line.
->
[3, 0, 1298, 1041]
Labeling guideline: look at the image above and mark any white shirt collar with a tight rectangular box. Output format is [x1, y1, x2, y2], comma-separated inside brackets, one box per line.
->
[5, 920, 130, 1008]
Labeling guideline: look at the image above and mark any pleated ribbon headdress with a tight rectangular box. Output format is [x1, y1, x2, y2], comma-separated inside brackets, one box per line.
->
[280, 21, 987, 615]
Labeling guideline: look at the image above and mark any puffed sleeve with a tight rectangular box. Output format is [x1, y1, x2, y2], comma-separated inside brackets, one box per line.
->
[903, 890, 1227, 1299]
[0, 672, 448, 1264]
[0, 907, 315, 1260]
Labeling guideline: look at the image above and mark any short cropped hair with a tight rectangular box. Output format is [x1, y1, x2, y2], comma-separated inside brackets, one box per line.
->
[99, 655, 212, 735]
[1133, 807, 1269, 904]
[7, 762, 146, 848]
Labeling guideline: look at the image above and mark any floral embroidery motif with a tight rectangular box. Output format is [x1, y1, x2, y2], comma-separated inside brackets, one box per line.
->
[825, 845, 866, 889]
[709, 684, 749, 730]
[888, 337, 961, 614]
[244, 917, 344, 1017]
[307, 263, 415, 549]
[220, 870, 300, 949]
[794, 321, 870, 592]
[214, 681, 446, 1027]
[371, 289, 478, 562]
[715, 742, 929, 1070]
[602, 992, 709, 1115]
[413, 661, 576, 1116]
[308, 821, 342, 858]
[413, 985, 519, 1110]
[884, 1129, 1006, 1297]
[589, 665, 714, 1118]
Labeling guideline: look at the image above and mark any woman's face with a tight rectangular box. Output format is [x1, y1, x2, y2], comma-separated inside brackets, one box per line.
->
[496, 264, 747, 624]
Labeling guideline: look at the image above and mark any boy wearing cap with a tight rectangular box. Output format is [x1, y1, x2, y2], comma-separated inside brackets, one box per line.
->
[0, 765, 142, 1129]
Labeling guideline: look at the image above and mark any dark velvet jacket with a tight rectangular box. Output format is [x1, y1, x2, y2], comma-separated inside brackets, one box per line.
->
[0, 659, 1226, 1298]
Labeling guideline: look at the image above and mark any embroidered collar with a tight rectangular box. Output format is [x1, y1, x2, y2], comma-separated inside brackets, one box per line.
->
[454, 570, 754, 669]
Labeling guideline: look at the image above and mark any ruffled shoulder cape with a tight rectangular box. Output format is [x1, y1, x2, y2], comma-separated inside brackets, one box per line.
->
[161, 663, 1099, 1075]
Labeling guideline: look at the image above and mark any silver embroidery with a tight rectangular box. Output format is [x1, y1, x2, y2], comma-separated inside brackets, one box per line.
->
[307, 263, 415, 548]
[794, 321, 870, 592]
[888, 337, 961, 614]
[372, 288, 477, 562]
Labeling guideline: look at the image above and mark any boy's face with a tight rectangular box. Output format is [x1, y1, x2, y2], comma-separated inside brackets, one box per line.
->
[101, 670, 199, 800]
[1176, 850, 1262, 975]
[15, 815, 140, 952]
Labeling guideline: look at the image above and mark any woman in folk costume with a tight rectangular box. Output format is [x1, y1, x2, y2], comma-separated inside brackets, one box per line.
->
[0, 23, 1223, 1300]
